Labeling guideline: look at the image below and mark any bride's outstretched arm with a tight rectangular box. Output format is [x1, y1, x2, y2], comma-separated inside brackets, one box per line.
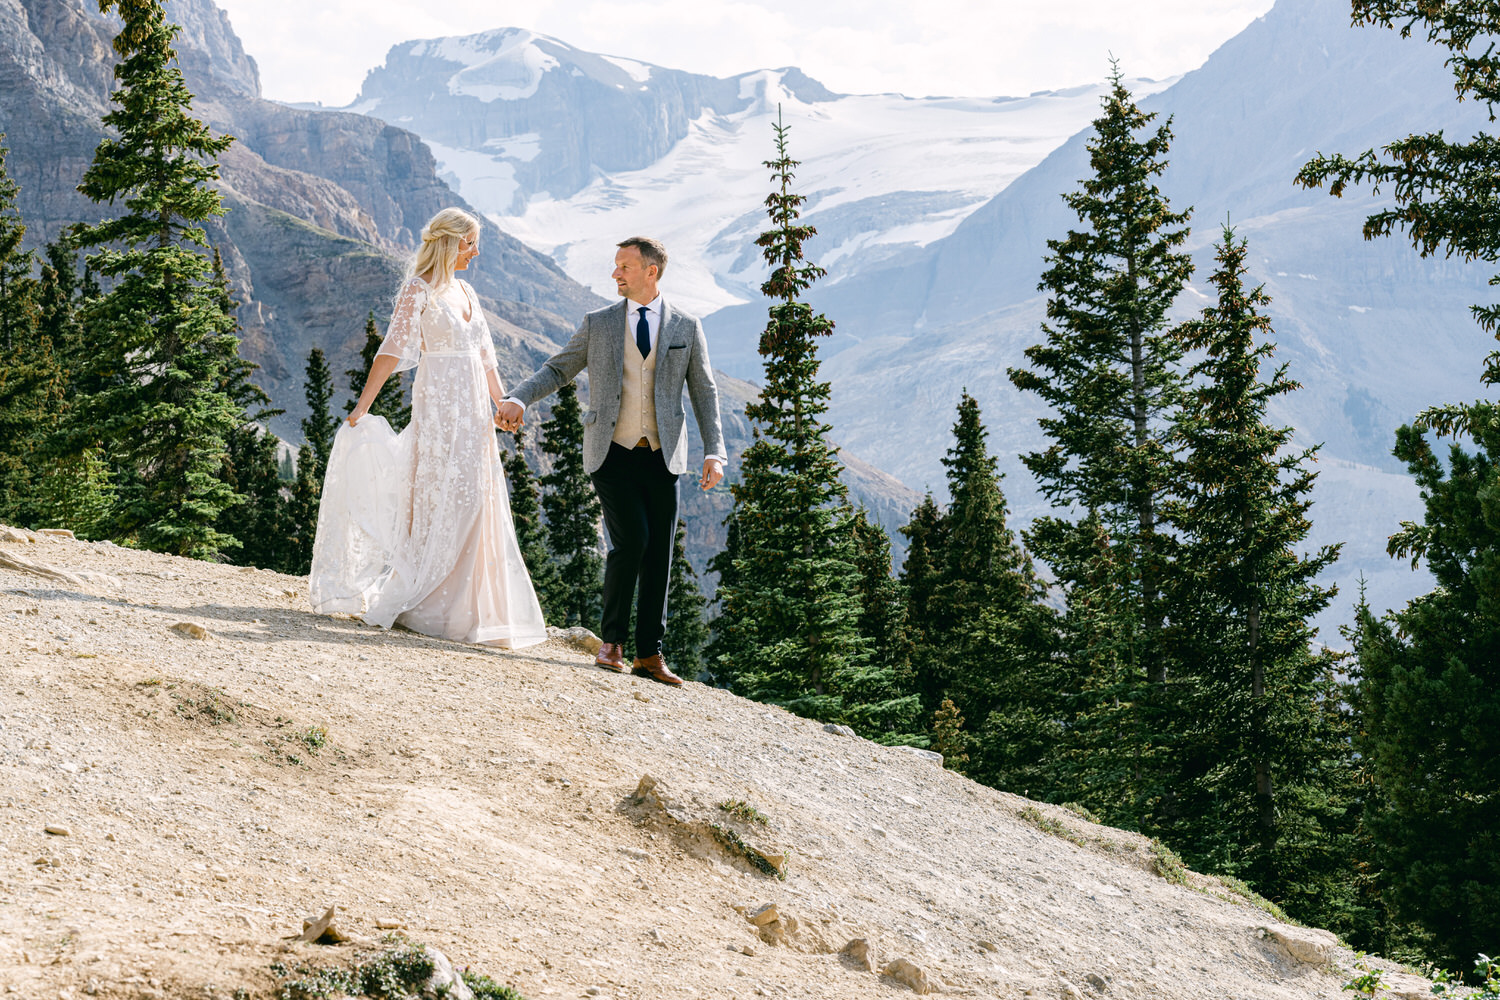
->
[348, 354, 401, 426]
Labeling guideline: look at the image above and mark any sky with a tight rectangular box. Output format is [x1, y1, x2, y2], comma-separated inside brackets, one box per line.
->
[211, 0, 1279, 107]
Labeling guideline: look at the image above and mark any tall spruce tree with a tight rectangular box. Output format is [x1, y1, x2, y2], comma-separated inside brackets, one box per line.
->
[501, 427, 564, 623]
[843, 508, 923, 743]
[663, 519, 709, 682]
[539, 382, 603, 628]
[713, 109, 864, 718]
[0, 136, 49, 524]
[1297, 0, 1500, 968]
[67, 0, 242, 558]
[345, 310, 409, 430]
[301, 347, 338, 483]
[1007, 66, 1192, 826]
[705, 507, 748, 686]
[0, 137, 34, 356]
[1159, 228, 1346, 916]
[918, 392, 1058, 788]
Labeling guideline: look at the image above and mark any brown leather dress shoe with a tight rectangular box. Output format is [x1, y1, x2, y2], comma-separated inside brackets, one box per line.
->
[594, 642, 628, 673]
[631, 653, 683, 686]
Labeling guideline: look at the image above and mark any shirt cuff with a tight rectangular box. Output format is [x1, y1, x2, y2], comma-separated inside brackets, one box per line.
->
[704, 455, 726, 468]
[502, 396, 523, 408]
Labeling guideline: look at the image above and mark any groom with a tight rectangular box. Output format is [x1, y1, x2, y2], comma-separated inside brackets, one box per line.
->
[497, 237, 726, 685]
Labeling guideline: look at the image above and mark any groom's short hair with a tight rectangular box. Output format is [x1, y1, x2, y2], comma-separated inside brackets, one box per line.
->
[618, 236, 668, 278]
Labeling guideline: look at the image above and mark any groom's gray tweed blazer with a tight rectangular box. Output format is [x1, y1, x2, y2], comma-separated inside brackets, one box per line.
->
[509, 298, 725, 476]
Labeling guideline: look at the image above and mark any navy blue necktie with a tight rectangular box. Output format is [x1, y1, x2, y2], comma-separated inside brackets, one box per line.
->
[635, 306, 651, 358]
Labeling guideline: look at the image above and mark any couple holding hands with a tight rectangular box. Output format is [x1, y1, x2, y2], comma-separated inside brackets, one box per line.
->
[310, 208, 726, 686]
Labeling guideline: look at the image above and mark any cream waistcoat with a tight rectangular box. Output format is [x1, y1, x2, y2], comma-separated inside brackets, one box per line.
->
[611, 329, 660, 449]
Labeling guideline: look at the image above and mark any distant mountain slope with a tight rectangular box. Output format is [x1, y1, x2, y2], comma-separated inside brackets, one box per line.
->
[340, 28, 1171, 320]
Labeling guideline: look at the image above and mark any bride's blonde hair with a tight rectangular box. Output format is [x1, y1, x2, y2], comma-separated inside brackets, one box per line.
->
[406, 207, 479, 290]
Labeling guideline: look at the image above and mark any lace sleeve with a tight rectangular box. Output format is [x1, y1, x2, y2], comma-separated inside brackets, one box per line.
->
[378, 277, 427, 374]
[465, 281, 500, 374]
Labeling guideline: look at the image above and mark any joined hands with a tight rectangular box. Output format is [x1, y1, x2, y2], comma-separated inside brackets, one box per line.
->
[495, 400, 525, 433]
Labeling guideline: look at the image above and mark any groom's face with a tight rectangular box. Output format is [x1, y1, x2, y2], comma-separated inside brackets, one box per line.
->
[613, 246, 659, 303]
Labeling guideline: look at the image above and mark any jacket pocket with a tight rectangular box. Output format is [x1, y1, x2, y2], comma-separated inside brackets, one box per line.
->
[582, 410, 598, 425]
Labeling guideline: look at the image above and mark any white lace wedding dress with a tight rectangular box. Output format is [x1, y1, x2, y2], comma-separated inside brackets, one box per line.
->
[309, 276, 548, 648]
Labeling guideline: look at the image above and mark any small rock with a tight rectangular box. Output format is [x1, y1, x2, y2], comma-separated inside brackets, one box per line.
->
[546, 624, 602, 656]
[375, 918, 404, 930]
[44, 825, 70, 837]
[633, 691, 652, 703]
[1262, 924, 1338, 965]
[1086, 972, 1108, 990]
[585, 989, 604, 997]
[882, 958, 935, 995]
[840, 938, 877, 972]
[37, 528, 75, 540]
[1061, 980, 1084, 1000]
[618, 847, 650, 862]
[747, 903, 781, 927]
[740, 944, 755, 956]
[893, 746, 944, 766]
[977, 940, 998, 953]
[0, 524, 32, 543]
[421, 947, 474, 1000]
[298, 905, 350, 944]
[168, 622, 211, 640]
[822, 723, 857, 738]
[871, 826, 887, 838]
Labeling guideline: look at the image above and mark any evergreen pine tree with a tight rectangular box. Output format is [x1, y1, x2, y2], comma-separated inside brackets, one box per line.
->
[663, 519, 709, 682]
[66, 0, 242, 558]
[0, 137, 34, 356]
[1159, 227, 1345, 914]
[301, 347, 338, 483]
[285, 444, 320, 577]
[898, 494, 944, 655]
[1006, 66, 1192, 826]
[705, 508, 749, 687]
[0, 136, 51, 524]
[539, 382, 603, 628]
[930, 698, 970, 774]
[843, 508, 923, 743]
[345, 310, 410, 430]
[502, 427, 564, 623]
[920, 393, 1059, 789]
[1297, 1, 1500, 966]
[714, 109, 864, 718]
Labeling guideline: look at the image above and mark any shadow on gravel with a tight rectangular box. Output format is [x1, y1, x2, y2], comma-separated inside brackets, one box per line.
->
[4, 584, 601, 673]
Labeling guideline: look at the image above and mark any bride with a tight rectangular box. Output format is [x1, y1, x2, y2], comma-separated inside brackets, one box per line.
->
[309, 207, 548, 649]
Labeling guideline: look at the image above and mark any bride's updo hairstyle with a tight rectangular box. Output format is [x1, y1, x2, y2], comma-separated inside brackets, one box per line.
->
[407, 207, 480, 290]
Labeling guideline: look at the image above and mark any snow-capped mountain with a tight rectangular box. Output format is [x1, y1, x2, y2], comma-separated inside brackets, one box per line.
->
[343, 32, 1170, 317]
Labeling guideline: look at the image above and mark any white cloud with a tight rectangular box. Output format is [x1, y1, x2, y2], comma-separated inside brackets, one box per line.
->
[213, 0, 1275, 106]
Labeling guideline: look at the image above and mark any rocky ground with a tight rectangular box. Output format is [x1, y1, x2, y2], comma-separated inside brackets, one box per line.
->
[0, 528, 1433, 1000]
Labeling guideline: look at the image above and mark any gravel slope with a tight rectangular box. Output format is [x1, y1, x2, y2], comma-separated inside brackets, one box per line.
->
[0, 529, 1430, 1000]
